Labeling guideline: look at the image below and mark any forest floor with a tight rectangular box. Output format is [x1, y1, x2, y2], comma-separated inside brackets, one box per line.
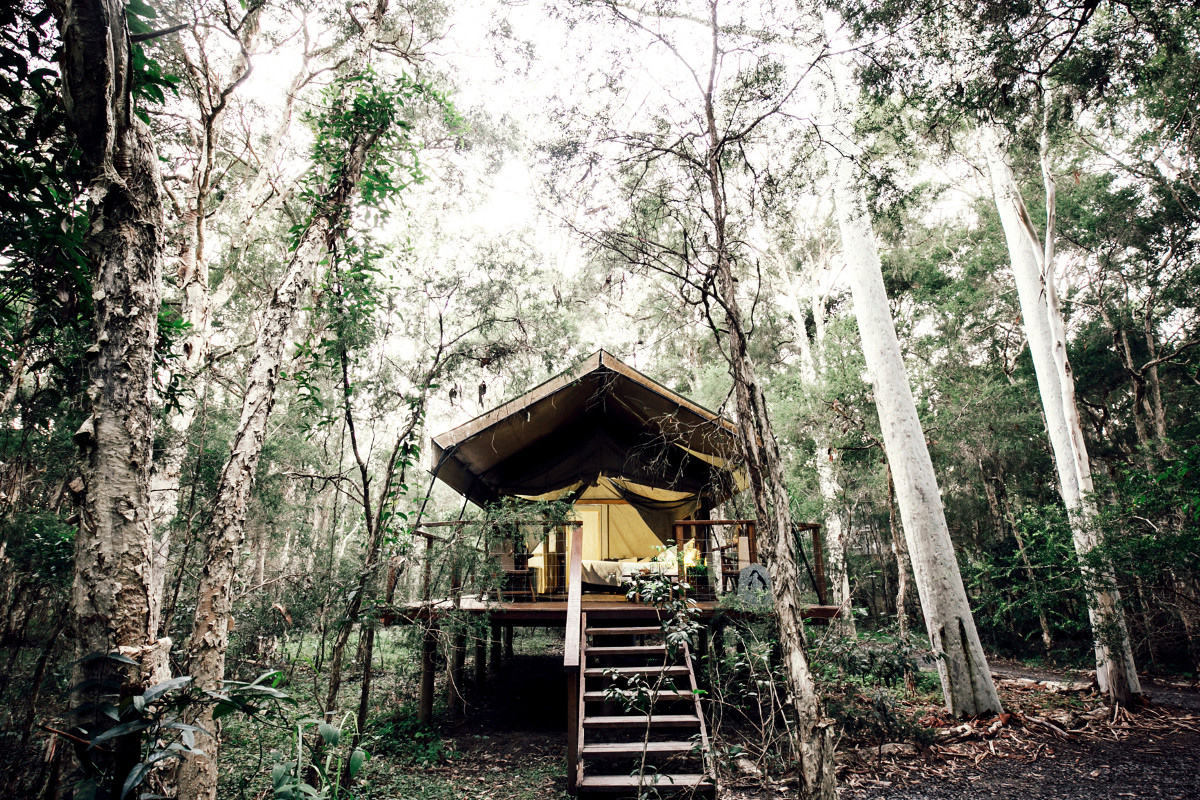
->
[227, 630, 1200, 800]
[3, 626, 1192, 799]
[112, 628, 1193, 800]
[828, 664, 1200, 800]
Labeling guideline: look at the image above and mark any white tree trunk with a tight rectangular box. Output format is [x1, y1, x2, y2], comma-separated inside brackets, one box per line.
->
[981, 126, 1141, 703]
[787, 272, 856, 635]
[819, 26, 1000, 715]
[830, 153, 1001, 716]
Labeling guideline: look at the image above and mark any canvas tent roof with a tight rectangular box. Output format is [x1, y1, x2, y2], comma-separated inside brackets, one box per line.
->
[429, 350, 744, 508]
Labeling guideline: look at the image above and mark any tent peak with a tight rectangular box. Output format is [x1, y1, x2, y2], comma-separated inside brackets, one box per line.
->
[429, 350, 742, 508]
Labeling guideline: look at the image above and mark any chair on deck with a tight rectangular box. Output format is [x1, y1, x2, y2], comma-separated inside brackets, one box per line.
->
[493, 544, 537, 603]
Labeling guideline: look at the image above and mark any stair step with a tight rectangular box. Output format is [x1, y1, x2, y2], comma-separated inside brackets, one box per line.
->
[584, 714, 701, 729]
[586, 644, 667, 657]
[582, 740, 697, 757]
[579, 774, 712, 791]
[585, 666, 689, 677]
[586, 626, 662, 636]
[584, 689, 692, 701]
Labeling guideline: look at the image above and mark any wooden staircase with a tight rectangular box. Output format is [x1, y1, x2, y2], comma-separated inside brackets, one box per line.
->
[570, 611, 715, 796]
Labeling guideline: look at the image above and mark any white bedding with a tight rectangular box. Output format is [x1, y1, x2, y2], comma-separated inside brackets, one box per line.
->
[579, 558, 678, 586]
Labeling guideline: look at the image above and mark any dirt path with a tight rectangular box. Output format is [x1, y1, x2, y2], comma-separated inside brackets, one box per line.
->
[841, 728, 1200, 799]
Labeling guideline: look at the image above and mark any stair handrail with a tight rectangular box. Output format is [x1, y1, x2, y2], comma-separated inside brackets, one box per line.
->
[563, 521, 584, 670]
[564, 521, 584, 794]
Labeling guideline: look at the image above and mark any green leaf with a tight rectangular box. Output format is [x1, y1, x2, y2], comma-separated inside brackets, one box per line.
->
[89, 719, 151, 747]
[142, 675, 192, 704]
[348, 747, 368, 777]
[318, 722, 339, 746]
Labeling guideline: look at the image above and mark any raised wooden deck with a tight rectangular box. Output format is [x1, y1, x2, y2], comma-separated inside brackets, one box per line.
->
[380, 595, 840, 625]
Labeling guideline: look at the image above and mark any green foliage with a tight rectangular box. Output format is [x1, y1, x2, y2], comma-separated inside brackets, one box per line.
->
[0, 6, 90, 414]
[812, 628, 936, 745]
[298, 69, 459, 237]
[814, 628, 924, 691]
[0, 512, 74, 590]
[368, 705, 448, 765]
[966, 505, 1091, 654]
[270, 711, 368, 799]
[71, 666, 295, 800]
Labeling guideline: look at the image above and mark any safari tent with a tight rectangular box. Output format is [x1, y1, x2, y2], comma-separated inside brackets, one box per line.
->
[385, 350, 835, 795]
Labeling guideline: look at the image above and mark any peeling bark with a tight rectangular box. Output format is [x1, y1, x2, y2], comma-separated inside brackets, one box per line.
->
[54, 0, 168, 789]
[702, 70, 836, 800]
[177, 4, 392, 796]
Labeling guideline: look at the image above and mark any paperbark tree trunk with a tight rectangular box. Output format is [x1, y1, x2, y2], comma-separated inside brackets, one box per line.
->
[177, 5, 391, 797]
[686, 8, 835, 796]
[822, 44, 1001, 716]
[149, 1, 268, 639]
[54, 0, 169, 789]
[716, 287, 837, 799]
[981, 125, 1141, 705]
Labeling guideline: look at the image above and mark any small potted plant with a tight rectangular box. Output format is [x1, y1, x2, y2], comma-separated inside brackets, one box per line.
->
[687, 560, 715, 600]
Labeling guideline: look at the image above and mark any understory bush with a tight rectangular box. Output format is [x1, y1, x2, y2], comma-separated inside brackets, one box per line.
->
[369, 705, 449, 765]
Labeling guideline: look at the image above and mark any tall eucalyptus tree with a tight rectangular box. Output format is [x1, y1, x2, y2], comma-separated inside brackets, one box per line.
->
[819, 31, 1002, 716]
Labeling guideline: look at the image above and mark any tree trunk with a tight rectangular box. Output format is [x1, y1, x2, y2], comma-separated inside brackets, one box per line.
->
[0, 306, 32, 415]
[55, 0, 172, 788]
[886, 467, 918, 694]
[789, 272, 856, 636]
[815, 21, 999, 716]
[177, 5, 392, 796]
[685, 13, 834, 795]
[829, 134, 1001, 718]
[148, 2, 267, 643]
[981, 125, 1141, 705]
[1141, 317, 1171, 457]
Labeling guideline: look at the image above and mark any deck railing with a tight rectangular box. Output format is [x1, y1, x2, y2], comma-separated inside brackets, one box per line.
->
[386, 518, 580, 608]
[387, 516, 825, 606]
[671, 519, 827, 602]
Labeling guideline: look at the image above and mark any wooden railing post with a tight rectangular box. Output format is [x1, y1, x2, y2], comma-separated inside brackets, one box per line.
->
[810, 524, 828, 606]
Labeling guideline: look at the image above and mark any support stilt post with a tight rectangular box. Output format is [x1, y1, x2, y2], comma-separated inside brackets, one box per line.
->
[474, 629, 487, 688]
[448, 629, 466, 713]
[417, 622, 438, 725]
